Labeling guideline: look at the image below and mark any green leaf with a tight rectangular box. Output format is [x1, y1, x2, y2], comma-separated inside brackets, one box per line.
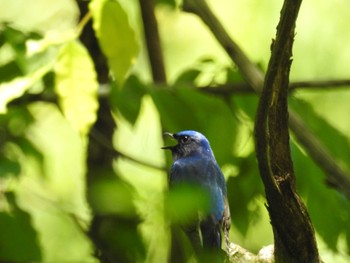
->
[110, 75, 146, 124]
[90, 0, 139, 86]
[0, 62, 52, 113]
[165, 184, 211, 224]
[290, 99, 350, 250]
[227, 154, 264, 236]
[89, 177, 136, 216]
[150, 87, 200, 132]
[291, 99, 350, 173]
[291, 142, 350, 251]
[173, 68, 201, 86]
[0, 156, 21, 177]
[0, 192, 42, 262]
[155, 0, 176, 8]
[0, 60, 23, 83]
[54, 40, 99, 135]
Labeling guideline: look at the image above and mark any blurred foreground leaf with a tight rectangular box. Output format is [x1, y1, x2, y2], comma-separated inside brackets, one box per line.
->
[0, 63, 52, 113]
[110, 75, 146, 124]
[54, 40, 99, 135]
[0, 192, 41, 262]
[90, 0, 139, 86]
[89, 177, 136, 216]
[0, 156, 20, 177]
[165, 184, 211, 224]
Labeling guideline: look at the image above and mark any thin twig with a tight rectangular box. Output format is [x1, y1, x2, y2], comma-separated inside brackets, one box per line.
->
[201, 79, 350, 95]
[139, 0, 167, 84]
[90, 128, 166, 171]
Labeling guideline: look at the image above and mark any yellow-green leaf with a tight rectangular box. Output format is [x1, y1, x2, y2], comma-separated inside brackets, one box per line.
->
[0, 63, 52, 113]
[54, 41, 99, 135]
[89, 0, 139, 86]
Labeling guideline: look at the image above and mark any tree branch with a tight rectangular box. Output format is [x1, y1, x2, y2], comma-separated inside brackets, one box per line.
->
[183, 0, 264, 91]
[182, 0, 350, 202]
[201, 79, 350, 95]
[139, 0, 167, 84]
[254, 0, 321, 262]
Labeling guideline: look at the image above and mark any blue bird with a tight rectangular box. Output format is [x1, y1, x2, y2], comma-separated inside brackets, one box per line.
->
[162, 130, 231, 256]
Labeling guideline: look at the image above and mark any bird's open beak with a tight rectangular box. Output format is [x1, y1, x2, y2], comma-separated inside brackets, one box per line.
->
[161, 132, 176, 150]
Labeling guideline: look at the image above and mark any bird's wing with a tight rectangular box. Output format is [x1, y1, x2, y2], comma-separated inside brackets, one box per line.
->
[212, 162, 231, 230]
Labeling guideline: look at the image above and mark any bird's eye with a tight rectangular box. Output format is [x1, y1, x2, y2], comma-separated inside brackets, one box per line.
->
[180, 136, 190, 144]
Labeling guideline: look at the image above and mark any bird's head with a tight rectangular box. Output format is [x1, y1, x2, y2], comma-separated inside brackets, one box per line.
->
[162, 130, 213, 160]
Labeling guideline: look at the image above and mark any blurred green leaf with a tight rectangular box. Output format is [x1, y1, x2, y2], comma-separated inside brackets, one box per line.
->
[231, 94, 259, 120]
[173, 68, 201, 86]
[111, 75, 146, 124]
[291, 142, 350, 251]
[0, 62, 52, 113]
[227, 154, 264, 236]
[151, 87, 200, 132]
[0, 106, 34, 137]
[0, 60, 23, 83]
[0, 192, 41, 262]
[155, 0, 176, 8]
[90, 215, 146, 263]
[291, 98, 350, 174]
[90, 0, 139, 86]
[225, 66, 245, 83]
[0, 156, 20, 177]
[165, 184, 211, 224]
[1, 26, 27, 55]
[54, 40, 99, 135]
[89, 177, 136, 216]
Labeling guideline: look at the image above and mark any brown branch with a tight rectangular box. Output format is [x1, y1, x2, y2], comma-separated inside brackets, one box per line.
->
[201, 79, 350, 95]
[182, 0, 350, 203]
[90, 128, 166, 171]
[289, 114, 350, 200]
[254, 0, 321, 262]
[183, 0, 264, 91]
[139, 0, 167, 84]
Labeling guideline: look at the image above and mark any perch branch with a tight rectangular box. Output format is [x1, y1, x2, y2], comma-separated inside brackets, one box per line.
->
[254, 0, 320, 262]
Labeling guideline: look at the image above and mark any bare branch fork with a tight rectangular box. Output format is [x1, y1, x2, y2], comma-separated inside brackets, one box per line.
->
[182, 0, 350, 202]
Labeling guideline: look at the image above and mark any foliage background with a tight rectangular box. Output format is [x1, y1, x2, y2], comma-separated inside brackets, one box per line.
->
[0, 0, 350, 262]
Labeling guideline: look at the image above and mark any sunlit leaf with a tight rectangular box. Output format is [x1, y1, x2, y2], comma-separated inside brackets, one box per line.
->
[90, 0, 139, 86]
[54, 40, 99, 135]
[20, 103, 95, 262]
[0, 63, 52, 113]
[113, 96, 169, 263]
